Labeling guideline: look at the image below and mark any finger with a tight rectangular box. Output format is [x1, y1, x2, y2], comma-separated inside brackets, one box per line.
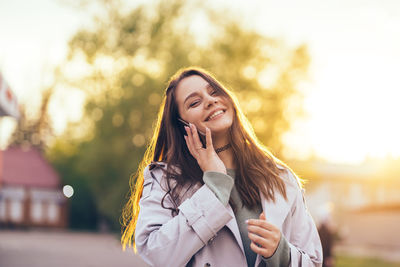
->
[247, 225, 273, 239]
[250, 241, 269, 257]
[190, 123, 203, 150]
[184, 135, 194, 156]
[205, 127, 214, 151]
[248, 232, 269, 248]
[248, 223, 281, 248]
[185, 125, 195, 149]
[246, 219, 275, 232]
[184, 126, 198, 158]
[184, 132, 194, 155]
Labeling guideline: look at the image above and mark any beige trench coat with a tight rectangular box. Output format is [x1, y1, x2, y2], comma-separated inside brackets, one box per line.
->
[135, 163, 323, 267]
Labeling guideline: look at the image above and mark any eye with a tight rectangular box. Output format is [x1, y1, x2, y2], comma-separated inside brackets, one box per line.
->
[189, 100, 200, 108]
[211, 90, 218, 96]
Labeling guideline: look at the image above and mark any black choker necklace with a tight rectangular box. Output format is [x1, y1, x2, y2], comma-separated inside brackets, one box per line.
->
[215, 143, 232, 154]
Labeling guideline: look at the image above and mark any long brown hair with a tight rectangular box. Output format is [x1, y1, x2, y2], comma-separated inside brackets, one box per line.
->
[121, 66, 298, 251]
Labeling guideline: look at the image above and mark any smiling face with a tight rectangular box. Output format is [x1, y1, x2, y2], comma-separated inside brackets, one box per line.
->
[175, 75, 234, 143]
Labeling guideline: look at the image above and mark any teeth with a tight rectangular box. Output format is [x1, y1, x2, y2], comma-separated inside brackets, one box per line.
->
[208, 110, 224, 120]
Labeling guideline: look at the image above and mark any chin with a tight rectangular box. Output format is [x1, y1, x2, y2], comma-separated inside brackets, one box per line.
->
[208, 121, 232, 134]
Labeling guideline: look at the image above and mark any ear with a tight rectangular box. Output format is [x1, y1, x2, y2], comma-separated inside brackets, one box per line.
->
[259, 212, 266, 221]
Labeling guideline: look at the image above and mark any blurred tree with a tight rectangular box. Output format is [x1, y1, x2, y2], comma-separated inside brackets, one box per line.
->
[8, 87, 54, 152]
[51, 151, 99, 230]
[48, 0, 310, 230]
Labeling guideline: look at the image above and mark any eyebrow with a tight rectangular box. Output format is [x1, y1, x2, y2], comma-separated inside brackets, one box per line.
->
[183, 84, 212, 106]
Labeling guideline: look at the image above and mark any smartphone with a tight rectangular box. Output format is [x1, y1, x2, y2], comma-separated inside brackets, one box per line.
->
[178, 118, 206, 136]
[178, 118, 207, 148]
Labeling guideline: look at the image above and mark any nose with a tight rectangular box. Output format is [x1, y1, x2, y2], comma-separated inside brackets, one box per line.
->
[205, 95, 218, 108]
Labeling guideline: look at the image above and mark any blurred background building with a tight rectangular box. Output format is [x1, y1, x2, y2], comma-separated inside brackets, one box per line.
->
[0, 146, 68, 228]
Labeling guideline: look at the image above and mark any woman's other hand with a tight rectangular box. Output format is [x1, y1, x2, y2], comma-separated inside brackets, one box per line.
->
[184, 123, 226, 174]
[247, 212, 281, 258]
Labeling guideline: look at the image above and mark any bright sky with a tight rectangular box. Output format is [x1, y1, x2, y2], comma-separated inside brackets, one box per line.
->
[0, 0, 399, 164]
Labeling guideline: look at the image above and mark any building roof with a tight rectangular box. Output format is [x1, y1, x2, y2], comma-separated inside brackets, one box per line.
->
[0, 146, 60, 188]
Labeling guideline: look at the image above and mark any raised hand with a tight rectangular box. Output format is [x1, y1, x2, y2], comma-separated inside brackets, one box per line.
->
[246, 212, 281, 258]
[184, 123, 226, 174]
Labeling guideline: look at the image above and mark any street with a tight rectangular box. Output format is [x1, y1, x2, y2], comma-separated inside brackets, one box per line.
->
[0, 230, 149, 267]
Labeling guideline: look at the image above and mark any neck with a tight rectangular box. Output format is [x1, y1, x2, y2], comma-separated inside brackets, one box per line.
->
[218, 148, 235, 169]
[213, 136, 235, 169]
[212, 132, 229, 148]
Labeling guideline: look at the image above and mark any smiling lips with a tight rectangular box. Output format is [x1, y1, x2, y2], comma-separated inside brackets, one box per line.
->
[205, 109, 225, 121]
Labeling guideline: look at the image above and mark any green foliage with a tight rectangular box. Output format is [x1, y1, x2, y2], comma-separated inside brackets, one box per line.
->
[48, 146, 98, 229]
[49, 0, 310, 230]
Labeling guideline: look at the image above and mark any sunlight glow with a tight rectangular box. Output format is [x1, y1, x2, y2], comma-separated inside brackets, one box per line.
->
[1, 0, 399, 165]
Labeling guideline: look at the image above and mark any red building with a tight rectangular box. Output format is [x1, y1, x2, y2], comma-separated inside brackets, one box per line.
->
[0, 147, 67, 228]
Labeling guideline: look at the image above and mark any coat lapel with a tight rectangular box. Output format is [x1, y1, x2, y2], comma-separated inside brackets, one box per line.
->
[254, 190, 293, 266]
[225, 204, 245, 254]
[260, 191, 292, 231]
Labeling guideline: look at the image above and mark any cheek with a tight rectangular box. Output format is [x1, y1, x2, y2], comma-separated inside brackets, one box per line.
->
[186, 109, 204, 123]
[227, 108, 235, 122]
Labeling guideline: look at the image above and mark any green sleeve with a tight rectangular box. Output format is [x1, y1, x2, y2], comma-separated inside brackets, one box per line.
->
[202, 171, 234, 206]
[262, 234, 291, 267]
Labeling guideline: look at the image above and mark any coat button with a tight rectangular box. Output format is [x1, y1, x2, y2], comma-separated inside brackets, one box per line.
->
[204, 263, 211, 267]
[208, 235, 216, 244]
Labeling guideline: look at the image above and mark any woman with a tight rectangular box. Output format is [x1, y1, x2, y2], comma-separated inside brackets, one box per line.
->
[121, 67, 322, 267]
